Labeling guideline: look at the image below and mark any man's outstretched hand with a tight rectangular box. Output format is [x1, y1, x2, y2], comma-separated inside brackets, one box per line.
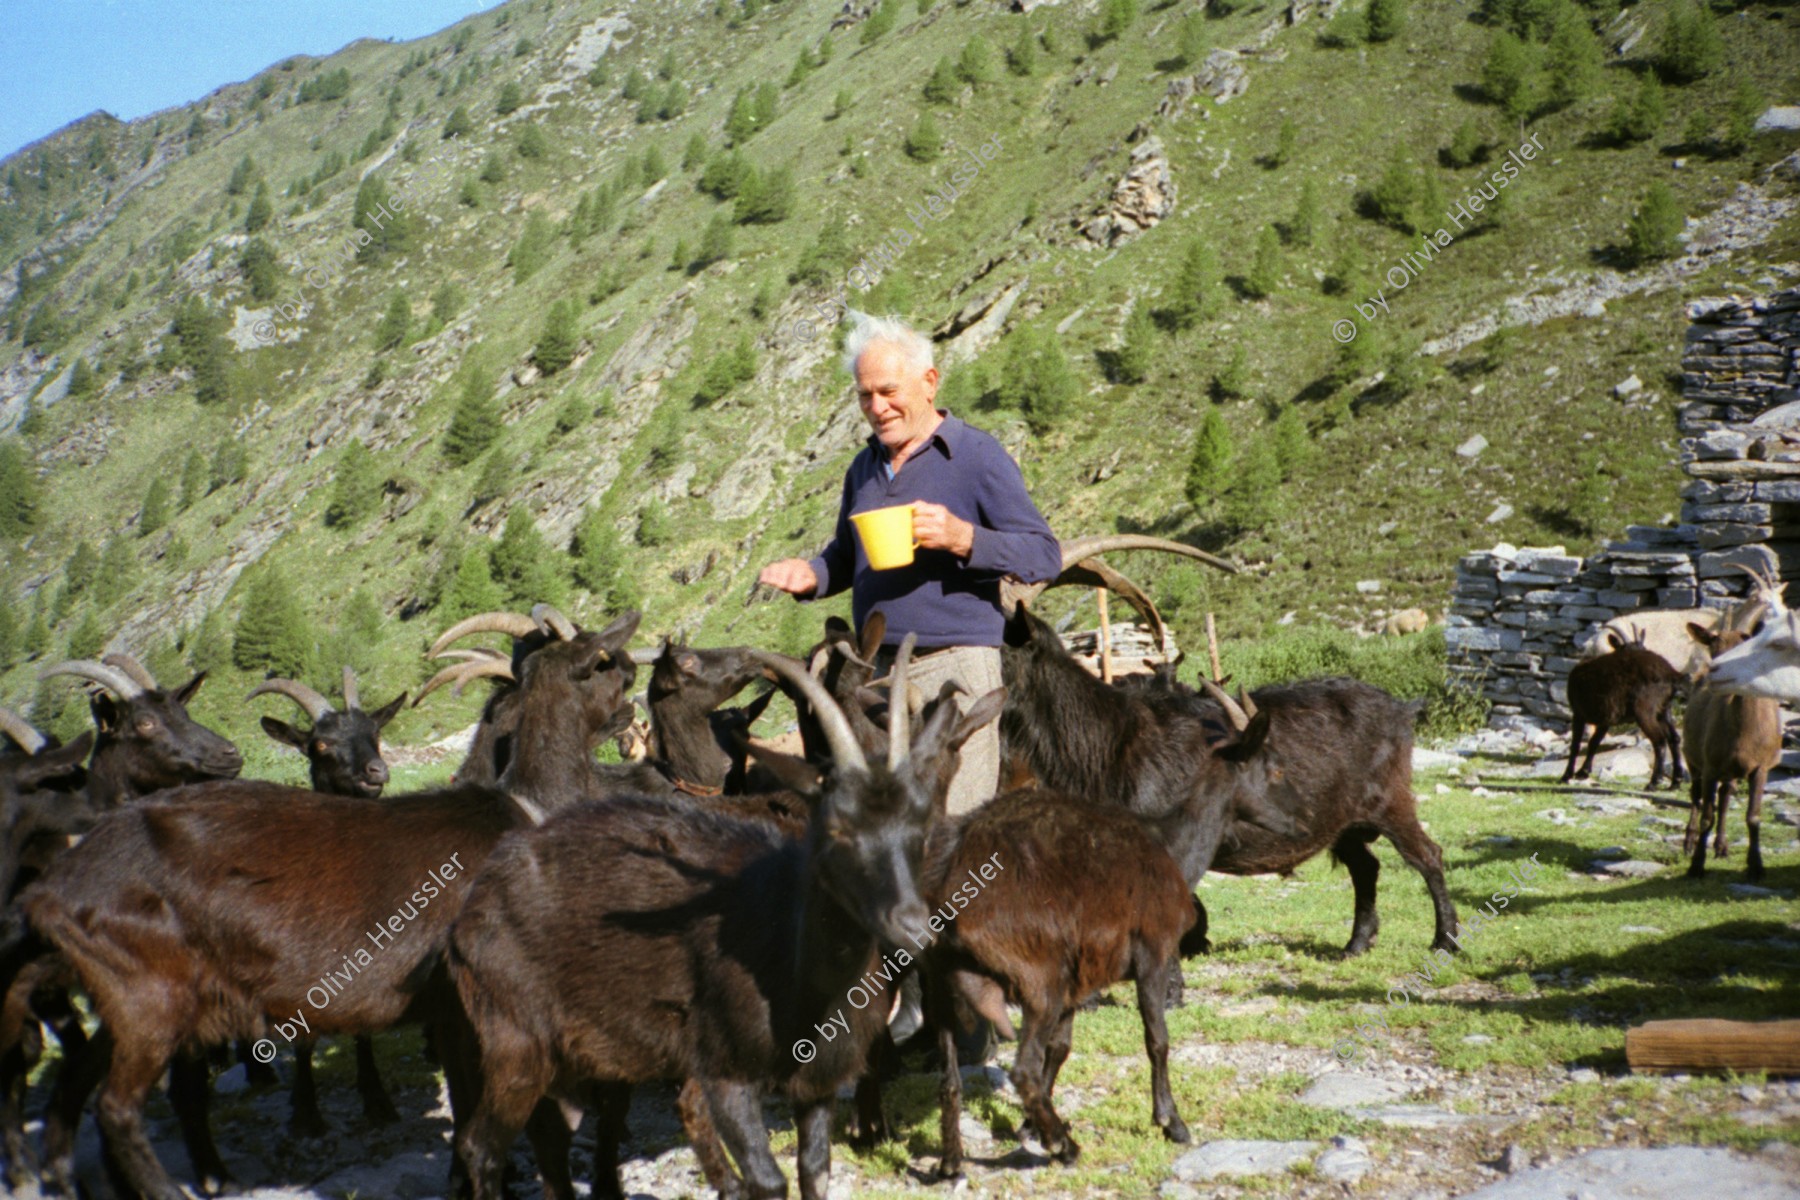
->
[758, 558, 819, 596]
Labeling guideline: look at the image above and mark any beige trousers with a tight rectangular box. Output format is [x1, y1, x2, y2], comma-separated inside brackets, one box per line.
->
[875, 644, 1003, 816]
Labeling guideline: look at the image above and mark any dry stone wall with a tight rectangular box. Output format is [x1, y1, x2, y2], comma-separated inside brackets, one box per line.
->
[1448, 286, 1800, 730]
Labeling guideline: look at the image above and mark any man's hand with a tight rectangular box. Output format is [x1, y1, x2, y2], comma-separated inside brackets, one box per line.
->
[758, 558, 819, 597]
[913, 502, 974, 559]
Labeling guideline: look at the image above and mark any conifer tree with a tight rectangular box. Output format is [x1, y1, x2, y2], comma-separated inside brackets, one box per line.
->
[1272, 404, 1311, 478]
[94, 537, 137, 607]
[66, 357, 97, 399]
[571, 506, 642, 611]
[1543, 4, 1602, 109]
[0, 601, 16, 671]
[233, 566, 313, 677]
[490, 507, 565, 607]
[1225, 433, 1283, 530]
[68, 608, 107, 661]
[1366, 0, 1405, 43]
[535, 300, 579, 375]
[139, 477, 171, 536]
[375, 291, 410, 351]
[1165, 237, 1219, 329]
[444, 368, 501, 465]
[1185, 409, 1233, 507]
[1246, 225, 1283, 299]
[438, 545, 508, 623]
[1011, 25, 1039, 75]
[1625, 183, 1684, 265]
[1290, 177, 1324, 248]
[1112, 303, 1154, 385]
[326, 439, 383, 528]
[443, 105, 473, 139]
[905, 111, 944, 162]
[924, 57, 958, 105]
[244, 181, 272, 233]
[1659, 0, 1722, 84]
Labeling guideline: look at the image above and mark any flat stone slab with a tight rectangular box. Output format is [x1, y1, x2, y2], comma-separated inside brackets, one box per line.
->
[1455, 1146, 1800, 1199]
[1314, 1135, 1373, 1182]
[1171, 1139, 1321, 1181]
[1594, 859, 1665, 878]
[1299, 1072, 1416, 1110]
[1728, 883, 1798, 899]
[1348, 1103, 1507, 1129]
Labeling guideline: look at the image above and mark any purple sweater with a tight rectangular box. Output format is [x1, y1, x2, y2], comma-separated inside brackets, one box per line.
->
[807, 413, 1062, 648]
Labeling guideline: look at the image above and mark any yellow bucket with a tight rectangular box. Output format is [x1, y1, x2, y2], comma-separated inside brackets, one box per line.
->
[850, 504, 918, 570]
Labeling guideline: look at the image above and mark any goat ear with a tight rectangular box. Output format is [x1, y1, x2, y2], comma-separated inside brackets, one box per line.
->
[740, 686, 777, 724]
[370, 694, 407, 729]
[595, 610, 642, 654]
[89, 693, 120, 733]
[949, 687, 1007, 753]
[260, 716, 307, 751]
[173, 672, 208, 706]
[1604, 630, 1626, 652]
[859, 612, 887, 661]
[742, 742, 823, 795]
[1687, 622, 1714, 646]
[17, 731, 93, 791]
[1215, 709, 1272, 763]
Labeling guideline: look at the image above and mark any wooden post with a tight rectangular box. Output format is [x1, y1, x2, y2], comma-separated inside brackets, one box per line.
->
[1625, 1019, 1800, 1076]
[1097, 588, 1114, 684]
[1205, 612, 1223, 683]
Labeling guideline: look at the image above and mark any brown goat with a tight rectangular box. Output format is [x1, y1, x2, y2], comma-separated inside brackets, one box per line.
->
[1561, 628, 1686, 789]
[1682, 624, 1782, 880]
[924, 788, 1194, 1178]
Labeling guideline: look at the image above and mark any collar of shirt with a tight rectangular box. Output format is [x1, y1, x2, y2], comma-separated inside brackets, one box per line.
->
[867, 410, 964, 474]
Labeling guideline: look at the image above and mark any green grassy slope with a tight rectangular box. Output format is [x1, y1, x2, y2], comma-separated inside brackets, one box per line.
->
[2, 0, 1798, 750]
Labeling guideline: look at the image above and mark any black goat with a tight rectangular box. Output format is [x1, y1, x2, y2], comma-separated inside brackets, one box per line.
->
[12, 609, 642, 1200]
[248, 668, 409, 1134]
[40, 654, 242, 806]
[445, 639, 990, 1200]
[1562, 627, 1687, 790]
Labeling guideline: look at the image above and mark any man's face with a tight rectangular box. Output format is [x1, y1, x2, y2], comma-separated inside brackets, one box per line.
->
[854, 340, 940, 455]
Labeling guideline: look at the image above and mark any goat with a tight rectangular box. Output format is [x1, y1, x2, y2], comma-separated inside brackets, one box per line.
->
[1561, 627, 1686, 789]
[924, 785, 1194, 1178]
[1682, 624, 1782, 881]
[10, 608, 642, 1200]
[0, 711, 92, 1189]
[1382, 608, 1431, 636]
[249, 668, 409, 1134]
[40, 654, 243, 806]
[1578, 562, 1785, 678]
[445, 638, 993, 1200]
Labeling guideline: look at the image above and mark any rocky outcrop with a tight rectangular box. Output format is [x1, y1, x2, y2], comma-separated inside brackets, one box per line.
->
[1080, 137, 1174, 246]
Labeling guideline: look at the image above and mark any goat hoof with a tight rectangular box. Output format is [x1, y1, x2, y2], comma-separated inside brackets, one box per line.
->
[1431, 936, 1459, 954]
[1342, 938, 1374, 957]
[1052, 1136, 1081, 1165]
[1686, 863, 1707, 880]
[933, 1163, 966, 1185]
[1164, 1118, 1191, 1144]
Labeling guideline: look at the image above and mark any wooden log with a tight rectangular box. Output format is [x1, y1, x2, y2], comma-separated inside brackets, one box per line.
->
[1626, 1019, 1800, 1076]
[1205, 612, 1223, 683]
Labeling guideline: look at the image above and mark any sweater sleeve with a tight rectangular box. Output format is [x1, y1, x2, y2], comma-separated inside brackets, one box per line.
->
[805, 465, 859, 600]
[963, 441, 1061, 583]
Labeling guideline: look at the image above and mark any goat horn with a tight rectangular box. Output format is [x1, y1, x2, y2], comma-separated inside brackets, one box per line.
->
[1196, 678, 1251, 733]
[340, 666, 361, 711]
[531, 604, 579, 642]
[1235, 684, 1257, 722]
[428, 612, 539, 657]
[1055, 534, 1237, 575]
[414, 658, 517, 705]
[433, 647, 510, 663]
[1054, 557, 1168, 656]
[39, 660, 145, 700]
[101, 653, 160, 691]
[753, 651, 869, 776]
[247, 678, 334, 721]
[0, 706, 48, 755]
[887, 634, 917, 772]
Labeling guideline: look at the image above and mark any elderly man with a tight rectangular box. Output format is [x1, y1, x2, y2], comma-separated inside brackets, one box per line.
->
[759, 312, 1061, 814]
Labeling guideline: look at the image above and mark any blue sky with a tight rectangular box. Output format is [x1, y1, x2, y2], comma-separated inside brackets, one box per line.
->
[1, 1, 503, 161]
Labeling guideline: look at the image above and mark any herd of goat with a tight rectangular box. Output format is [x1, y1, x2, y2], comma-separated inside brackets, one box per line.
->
[0, 536, 1788, 1200]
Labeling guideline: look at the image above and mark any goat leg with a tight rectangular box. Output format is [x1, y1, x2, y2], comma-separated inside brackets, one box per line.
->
[931, 972, 967, 1182]
[94, 1035, 190, 1200]
[42, 1019, 106, 1198]
[290, 1037, 329, 1137]
[1133, 952, 1190, 1145]
[169, 1046, 234, 1195]
[1011, 1003, 1078, 1165]
[1683, 777, 1709, 856]
[700, 1079, 788, 1200]
[1379, 820, 1458, 954]
[0, 960, 49, 1187]
[1335, 833, 1382, 956]
[354, 1034, 401, 1125]
[1746, 768, 1768, 882]
[1560, 722, 1587, 783]
[793, 1098, 833, 1200]
[849, 1035, 892, 1148]
[1712, 778, 1735, 859]
[236, 1037, 279, 1088]
[524, 1097, 578, 1200]
[677, 1078, 743, 1200]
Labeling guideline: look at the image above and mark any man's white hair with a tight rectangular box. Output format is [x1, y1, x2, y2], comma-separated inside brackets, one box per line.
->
[841, 310, 935, 377]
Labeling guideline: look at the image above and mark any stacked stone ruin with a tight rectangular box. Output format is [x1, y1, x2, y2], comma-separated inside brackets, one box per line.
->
[1448, 285, 1800, 729]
